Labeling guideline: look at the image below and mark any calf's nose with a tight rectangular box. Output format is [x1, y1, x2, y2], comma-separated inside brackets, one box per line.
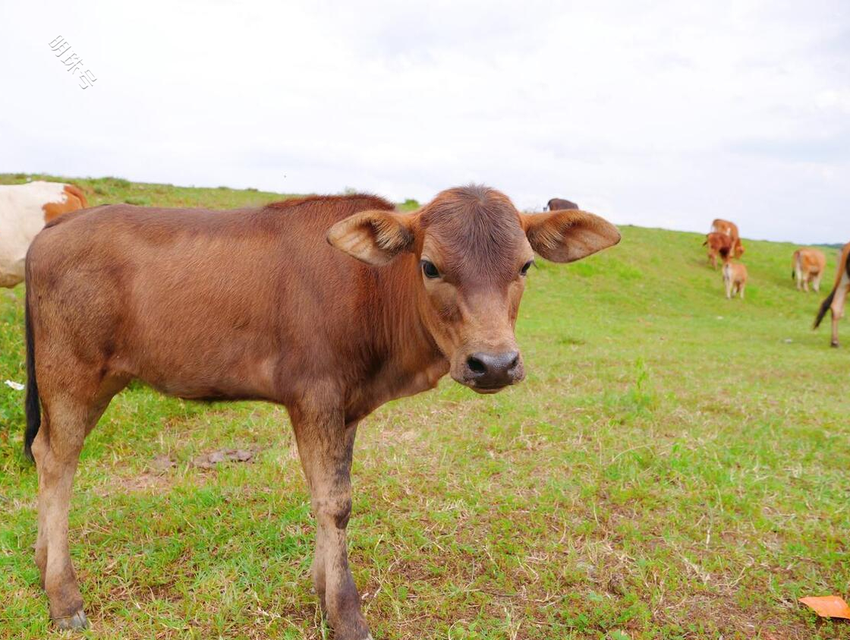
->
[465, 351, 521, 388]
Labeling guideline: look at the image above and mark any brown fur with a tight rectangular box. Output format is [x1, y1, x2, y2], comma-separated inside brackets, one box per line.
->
[546, 197, 579, 211]
[42, 184, 88, 222]
[720, 246, 748, 299]
[814, 243, 850, 347]
[703, 232, 733, 269]
[24, 185, 620, 637]
[266, 192, 394, 211]
[710, 218, 744, 258]
[792, 248, 827, 292]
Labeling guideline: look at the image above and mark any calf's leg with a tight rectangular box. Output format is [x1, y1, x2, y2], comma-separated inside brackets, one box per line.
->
[32, 399, 90, 629]
[831, 283, 848, 348]
[291, 402, 370, 640]
[32, 372, 125, 630]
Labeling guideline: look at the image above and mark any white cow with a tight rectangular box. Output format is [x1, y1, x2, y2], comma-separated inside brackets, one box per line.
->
[0, 181, 88, 287]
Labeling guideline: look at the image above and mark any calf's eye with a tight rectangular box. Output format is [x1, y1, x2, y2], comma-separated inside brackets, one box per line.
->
[421, 260, 440, 279]
[520, 260, 534, 276]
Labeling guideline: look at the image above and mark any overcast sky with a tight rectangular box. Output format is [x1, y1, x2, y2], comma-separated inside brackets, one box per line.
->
[1, 0, 848, 243]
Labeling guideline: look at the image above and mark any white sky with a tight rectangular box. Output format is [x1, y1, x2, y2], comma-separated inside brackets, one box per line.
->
[1, 0, 848, 243]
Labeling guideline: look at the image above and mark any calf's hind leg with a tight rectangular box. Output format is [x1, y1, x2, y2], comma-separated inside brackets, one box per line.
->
[831, 281, 848, 348]
[32, 377, 125, 630]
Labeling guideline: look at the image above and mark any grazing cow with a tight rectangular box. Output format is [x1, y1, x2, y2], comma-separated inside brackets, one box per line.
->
[792, 248, 827, 292]
[703, 231, 733, 269]
[720, 246, 747, 299]
[710, 218, 744, 258]
[23, 186, 620, 637]
[547, 197, 579, 211]
[0, 181, 88, 288]
[814, 243, 850, 347]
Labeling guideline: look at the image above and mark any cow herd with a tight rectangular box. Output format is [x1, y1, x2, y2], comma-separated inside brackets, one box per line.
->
[0, 178, 847, 638]
[701, 218, 850, 347]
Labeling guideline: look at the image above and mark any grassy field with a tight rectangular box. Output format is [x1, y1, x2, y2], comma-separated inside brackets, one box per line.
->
[0, 174, 848, 639]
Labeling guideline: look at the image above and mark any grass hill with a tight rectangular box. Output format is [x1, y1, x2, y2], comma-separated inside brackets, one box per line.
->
[0, 175, 847, 639]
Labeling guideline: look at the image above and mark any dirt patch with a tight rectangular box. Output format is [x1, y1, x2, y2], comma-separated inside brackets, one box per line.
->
[150, 453, 176, 471]
[108, 470, 175, 495]
[91, 445, 267, 497]
[192, 447, 260, 469]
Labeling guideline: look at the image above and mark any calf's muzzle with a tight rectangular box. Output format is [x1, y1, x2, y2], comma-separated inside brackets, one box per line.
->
[462, 350, 524, 392]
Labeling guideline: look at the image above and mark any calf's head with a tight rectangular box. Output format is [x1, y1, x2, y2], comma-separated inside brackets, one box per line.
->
[734, 242, 745, 258]
[328, 186, 620, 393]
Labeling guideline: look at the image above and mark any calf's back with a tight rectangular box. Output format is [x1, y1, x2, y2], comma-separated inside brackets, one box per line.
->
[27, 195, 415, 407]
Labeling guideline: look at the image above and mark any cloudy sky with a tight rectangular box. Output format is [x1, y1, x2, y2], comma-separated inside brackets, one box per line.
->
[1, 0, 848, 243]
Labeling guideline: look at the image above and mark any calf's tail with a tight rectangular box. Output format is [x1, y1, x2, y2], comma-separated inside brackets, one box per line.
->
[23, 280, 41, 461]
[814, 287, 835, 330]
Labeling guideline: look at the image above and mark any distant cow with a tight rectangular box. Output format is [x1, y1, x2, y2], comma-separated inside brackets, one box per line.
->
[710, 218, 744, 258]
[0, 181, 88, 287]
[23, 185, 620, 635]
[547, 197, 579, 211]
[703, 232, 733, 269]
[814, 243, 850, 347]
[792, 248, 827, 292]
[720, 246, 747, 299]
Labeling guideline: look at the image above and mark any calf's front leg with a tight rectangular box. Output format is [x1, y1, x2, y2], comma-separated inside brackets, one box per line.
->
[291, 403, 371, 640]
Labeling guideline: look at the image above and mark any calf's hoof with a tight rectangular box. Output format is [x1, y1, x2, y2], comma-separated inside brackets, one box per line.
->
[831, 340, 840, 348]
[333, 618, 372, 640]
[53, 609, 88, 631]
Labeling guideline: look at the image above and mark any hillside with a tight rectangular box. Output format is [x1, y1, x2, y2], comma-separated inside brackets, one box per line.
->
[0, 173, 421, 211]
[0, 176, 847, 639]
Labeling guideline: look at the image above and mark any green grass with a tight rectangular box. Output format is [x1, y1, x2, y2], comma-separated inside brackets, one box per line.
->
[0, 174, 848, 639]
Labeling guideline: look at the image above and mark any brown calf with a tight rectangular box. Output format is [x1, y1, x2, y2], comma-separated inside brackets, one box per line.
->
[710, 218, 744, 258]
[814, 243, 850, 347]
[720, 246, 747, 299]
[703, 231, 733, 269]
[23, 186, 620, 637]
[547, 197, 579, 211]
[792, 248, 827, 292]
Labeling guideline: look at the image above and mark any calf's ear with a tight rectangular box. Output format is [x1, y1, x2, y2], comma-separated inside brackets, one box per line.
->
[327, 210, 416, 266]
[521, 210, 620, 263]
